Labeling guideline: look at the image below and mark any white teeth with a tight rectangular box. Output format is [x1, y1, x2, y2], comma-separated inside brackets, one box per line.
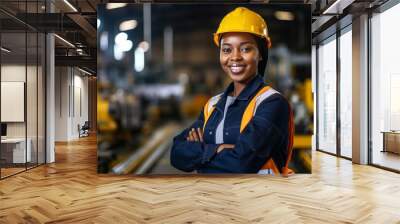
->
[230, 65, 245, 73]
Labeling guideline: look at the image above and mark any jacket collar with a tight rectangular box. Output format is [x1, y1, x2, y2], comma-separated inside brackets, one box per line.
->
[222, 74, 264, 101]
[214, 75, 264, 112]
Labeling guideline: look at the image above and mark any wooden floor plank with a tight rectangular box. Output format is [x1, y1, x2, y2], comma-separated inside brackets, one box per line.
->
[0, 135, 400, 223]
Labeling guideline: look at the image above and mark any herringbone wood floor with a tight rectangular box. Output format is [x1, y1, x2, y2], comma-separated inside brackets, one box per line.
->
[1, 136, 400, 224]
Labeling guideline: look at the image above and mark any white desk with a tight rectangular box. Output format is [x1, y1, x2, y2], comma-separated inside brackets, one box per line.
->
[1, 138, 31, 163]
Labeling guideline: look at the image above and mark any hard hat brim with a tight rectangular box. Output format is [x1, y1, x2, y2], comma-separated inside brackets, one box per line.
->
[213, 32, 271, 48]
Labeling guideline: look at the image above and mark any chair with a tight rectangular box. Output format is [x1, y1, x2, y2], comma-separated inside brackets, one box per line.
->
[78, 121, 90, 138]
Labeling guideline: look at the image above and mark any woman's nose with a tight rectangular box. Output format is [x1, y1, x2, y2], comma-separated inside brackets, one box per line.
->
[231, 49, 243, 61]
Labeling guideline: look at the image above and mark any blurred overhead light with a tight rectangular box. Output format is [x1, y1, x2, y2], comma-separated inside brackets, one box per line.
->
[63, 0, 78, 12]
[54, 34, 75, 48]
[100, 32, 108, 51]
[106, 3, 127, 10]
[114, 45, 124, 61]
[115, 32, 128, 45]
[113, 32, 133, 60]
[97, 19, 101, 29]
[1, 47, 11, 53]
[138, 41, 149, 52]
[274, 11, 295, 21]
[135, 47, 145, 72]
[76, 49, 84, 55]
[117, 40, 133, 52]
[119, 20, 137, 31]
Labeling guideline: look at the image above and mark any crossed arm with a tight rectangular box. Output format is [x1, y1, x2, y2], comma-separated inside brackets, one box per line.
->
[186, 127, 234, 153]
[170, 95, 289, 173]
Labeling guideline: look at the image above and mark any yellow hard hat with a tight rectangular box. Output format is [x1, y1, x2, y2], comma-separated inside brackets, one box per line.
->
[214, 7, 271, 48]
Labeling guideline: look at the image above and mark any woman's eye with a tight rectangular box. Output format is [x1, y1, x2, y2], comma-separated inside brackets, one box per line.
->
[241, 47, 252, 52]
[222, 48, 231, 53]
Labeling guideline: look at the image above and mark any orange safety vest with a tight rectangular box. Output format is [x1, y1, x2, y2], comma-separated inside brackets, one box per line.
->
[203, 86, 295, 176]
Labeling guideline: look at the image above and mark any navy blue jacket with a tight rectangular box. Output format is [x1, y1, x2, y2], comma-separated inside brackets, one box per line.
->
[170, 75, 290, 173]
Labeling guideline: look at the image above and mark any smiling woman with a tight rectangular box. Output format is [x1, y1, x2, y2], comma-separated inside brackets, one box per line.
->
[170, 7, 294, 175]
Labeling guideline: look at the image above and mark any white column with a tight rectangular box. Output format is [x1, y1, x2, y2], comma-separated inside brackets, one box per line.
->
[312, 45, 317, 151]
[46, 33, 55, 163]
[352, 14, 369, 164]
[45, 1, 55, 163]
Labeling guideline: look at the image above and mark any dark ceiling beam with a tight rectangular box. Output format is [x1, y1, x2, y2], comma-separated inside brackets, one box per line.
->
[66, 13, 96, 37]
[8, 13, 82, 32]
[86, 0, 97, 11]
[0, 8, 38, 31]
[53, 0, 97, 46]
[55, 55, 96, 68]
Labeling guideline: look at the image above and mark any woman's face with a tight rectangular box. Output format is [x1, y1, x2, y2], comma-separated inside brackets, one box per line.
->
[219, 32, 260, 84]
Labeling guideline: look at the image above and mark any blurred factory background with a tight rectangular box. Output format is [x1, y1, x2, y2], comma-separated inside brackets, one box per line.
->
[97, 3, 312, 174]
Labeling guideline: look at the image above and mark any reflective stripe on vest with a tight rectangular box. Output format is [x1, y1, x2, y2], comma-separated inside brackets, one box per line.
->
[202, 93, 223, 131]
[202, 86, 294, 176]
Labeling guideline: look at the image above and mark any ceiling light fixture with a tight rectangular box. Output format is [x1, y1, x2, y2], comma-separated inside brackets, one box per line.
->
[54, 34, 75, 48]
[106, 3, 127, 10]
[322, 0, 354, 15]
[1, 47, 11, 53]
[115, 32, 128, 45]
[274, 11, 295, 21]
[78, 67, 93, 76]
[119, 20, 137, 31]
[138, 41, 149, 52]
[63, 0, 78, 12]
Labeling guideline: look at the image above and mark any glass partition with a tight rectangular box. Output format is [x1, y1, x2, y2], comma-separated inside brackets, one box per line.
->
[1, 30, 28, 177]
[0, 1, 46, 179]
[317, 35, 337, 154]
[371, 3, 400, 171]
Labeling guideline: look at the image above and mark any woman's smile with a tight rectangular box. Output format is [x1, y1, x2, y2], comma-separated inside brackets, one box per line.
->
[229, 63, 247, 74]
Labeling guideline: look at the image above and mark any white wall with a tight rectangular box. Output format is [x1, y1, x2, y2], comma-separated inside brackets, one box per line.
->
[55, 67, 89, 141]
[55, 67, 69, 141]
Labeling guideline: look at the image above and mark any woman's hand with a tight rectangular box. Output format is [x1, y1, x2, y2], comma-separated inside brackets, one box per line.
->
[186, 128, 204, 142]
[216, 144, 234, 153]
[186, 128, 234, 153]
